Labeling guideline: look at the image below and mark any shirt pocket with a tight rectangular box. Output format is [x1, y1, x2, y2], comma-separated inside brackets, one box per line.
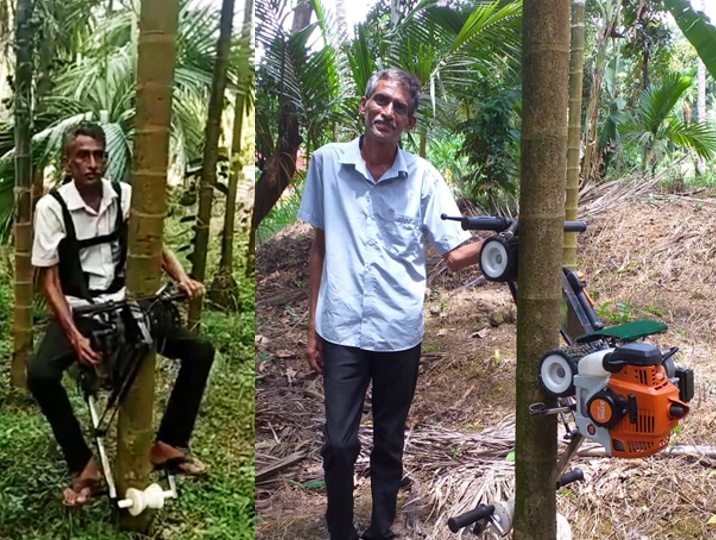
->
[374, 212, 422, 259]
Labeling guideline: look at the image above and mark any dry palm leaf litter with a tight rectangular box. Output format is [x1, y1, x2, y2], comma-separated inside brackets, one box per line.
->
[255, 189, 716, 540]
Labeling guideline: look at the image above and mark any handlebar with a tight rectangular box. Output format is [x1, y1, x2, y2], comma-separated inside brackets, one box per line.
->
[447, 468, 584, 533]
[556, 468, 584, 489]
[73, 283, 186, 317]
[447, 504, 495, 533]
[440, 214, 587, 233]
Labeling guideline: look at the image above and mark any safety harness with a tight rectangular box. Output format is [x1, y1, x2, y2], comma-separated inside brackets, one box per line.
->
[49, 182, 128, 302]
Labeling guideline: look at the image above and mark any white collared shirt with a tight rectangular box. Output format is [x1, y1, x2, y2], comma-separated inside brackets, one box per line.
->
[32, 178, 132, 308]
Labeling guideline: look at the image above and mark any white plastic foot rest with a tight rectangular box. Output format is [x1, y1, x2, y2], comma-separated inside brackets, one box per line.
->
[117, 483, 175, 516]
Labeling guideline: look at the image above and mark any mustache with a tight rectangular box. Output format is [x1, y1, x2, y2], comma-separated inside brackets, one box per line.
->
[374, 118, 396, 129]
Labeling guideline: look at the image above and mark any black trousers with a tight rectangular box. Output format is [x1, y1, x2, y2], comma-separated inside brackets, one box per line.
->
[26, 318, 215, 474]
[321, 339, 421, 540]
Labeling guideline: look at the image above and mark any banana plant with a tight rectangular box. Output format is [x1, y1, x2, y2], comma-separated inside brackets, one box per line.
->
[664, 0, 716, 79]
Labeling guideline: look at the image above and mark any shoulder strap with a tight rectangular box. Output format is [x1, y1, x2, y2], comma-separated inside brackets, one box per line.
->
[112, 181, 123, 215]
[112, 181, 128, 281]
[49, 189, 93, 301]
[49, 190, 77, 243]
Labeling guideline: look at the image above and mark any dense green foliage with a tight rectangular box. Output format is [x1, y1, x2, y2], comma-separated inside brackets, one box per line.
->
[256, 0, 716, 235]
[0, 0, 253, 239]
[0, 209, 254, 539]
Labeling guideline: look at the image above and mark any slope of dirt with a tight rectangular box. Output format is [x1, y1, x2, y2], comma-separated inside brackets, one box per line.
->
[255, 196, 716, 540]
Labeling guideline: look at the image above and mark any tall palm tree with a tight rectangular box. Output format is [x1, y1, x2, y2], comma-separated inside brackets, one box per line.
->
[0, 0, 232, 240]
[116, 0, 180, 531]
[12, 0, 34, 390]
[187, 0, 236, 330]
[564, 0, 586, 270]
[514, 0, 571, 538]
[217, 0, 254, 288]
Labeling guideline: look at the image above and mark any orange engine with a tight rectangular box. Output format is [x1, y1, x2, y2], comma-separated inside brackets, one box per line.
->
[586, 343, 690, 458]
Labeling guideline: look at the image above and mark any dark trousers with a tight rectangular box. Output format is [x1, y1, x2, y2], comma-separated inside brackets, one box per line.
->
[26, 319, 215, 474]
[321, 340, 421, 540]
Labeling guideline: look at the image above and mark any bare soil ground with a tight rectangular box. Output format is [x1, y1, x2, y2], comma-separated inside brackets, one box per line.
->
[255, 195, 716, 540]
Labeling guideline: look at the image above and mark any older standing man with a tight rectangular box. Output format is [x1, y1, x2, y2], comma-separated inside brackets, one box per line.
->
[298, 68, 483, 540]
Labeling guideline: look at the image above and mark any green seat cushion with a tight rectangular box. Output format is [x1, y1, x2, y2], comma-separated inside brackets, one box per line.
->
[576, 319, 668, 343]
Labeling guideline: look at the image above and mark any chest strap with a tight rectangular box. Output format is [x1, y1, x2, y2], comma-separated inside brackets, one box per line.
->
[49, 183, 127, 301]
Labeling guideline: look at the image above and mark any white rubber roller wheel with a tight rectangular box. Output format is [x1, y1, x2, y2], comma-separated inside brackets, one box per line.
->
[479, 237, 517, 282]
[539, 350, 577, 397]
[556, 513, 573, 540]
[119, 483, 168, 516]
[143, 483, 167, 510]
[122, 487, 147, 516]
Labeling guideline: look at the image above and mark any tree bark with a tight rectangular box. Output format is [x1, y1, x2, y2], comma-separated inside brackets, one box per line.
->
[563, 0, 585, 269]
[12, 0, 34, 390]
[219, 0, 253, 274]
[251, 1, 312, 231]
[514, 0, 570, 538]
[116, 0, 179, 531]
[188, 0, 236, 329]
[252, 103, 301, 229]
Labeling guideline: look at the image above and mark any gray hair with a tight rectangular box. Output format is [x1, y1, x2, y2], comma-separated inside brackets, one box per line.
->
[364, 68, 421, 118]
[63, 122, 107, 157]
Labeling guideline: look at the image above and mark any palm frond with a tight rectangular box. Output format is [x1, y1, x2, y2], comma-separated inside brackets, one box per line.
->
[636, 73, 692, 134]
[661, 118, 716, 160]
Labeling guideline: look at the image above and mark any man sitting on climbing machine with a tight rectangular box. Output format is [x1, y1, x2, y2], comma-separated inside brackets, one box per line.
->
[27, 122, 215, 506]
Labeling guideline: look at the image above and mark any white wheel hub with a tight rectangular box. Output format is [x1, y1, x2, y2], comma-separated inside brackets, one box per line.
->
[539, 352, 575, 396]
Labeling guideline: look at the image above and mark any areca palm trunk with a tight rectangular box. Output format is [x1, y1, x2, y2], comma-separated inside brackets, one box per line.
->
[218, 94, 244, 277]
[513, 0, 570, 538]
[189, 0, 234, 330]
[116, 0, 179, 531]
[12, 0, 34, 390]
[252, 0, 312, 230]
[563, 0, 585, 270]
[220, 0, 253, 276]
[188, 0, 235, 330]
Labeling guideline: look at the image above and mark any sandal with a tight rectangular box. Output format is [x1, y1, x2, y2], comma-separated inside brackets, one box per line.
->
[152, 455, 207, 476]
[63, 475, 101, 507]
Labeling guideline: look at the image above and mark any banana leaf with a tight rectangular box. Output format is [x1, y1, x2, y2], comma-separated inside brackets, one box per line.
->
[663, 0, 716, 79]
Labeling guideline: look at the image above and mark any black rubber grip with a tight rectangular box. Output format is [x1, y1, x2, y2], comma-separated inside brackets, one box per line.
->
[440, 214, 511, 232]
[563, 221, 587, 232]
[447, 504, 495, 532]
[556, 468, 584, 489]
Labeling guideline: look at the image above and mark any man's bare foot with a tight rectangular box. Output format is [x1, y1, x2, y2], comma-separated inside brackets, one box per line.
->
[63, 457, 101, 506]
[150, 441, 206, 476]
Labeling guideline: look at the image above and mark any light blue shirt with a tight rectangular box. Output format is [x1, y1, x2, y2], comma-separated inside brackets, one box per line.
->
[298, 137, 470, 352]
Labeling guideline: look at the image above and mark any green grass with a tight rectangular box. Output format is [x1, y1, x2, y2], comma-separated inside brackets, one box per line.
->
[255, 186, 303, 244]
[0, 209, 255, 539]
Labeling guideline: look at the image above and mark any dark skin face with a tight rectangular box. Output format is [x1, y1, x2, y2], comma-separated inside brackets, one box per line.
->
[65, 134, 106, 193]
[359, 78, 417, 147]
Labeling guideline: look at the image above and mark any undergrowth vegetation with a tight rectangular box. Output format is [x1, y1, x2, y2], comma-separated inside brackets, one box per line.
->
[0, 202, 254, 540]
